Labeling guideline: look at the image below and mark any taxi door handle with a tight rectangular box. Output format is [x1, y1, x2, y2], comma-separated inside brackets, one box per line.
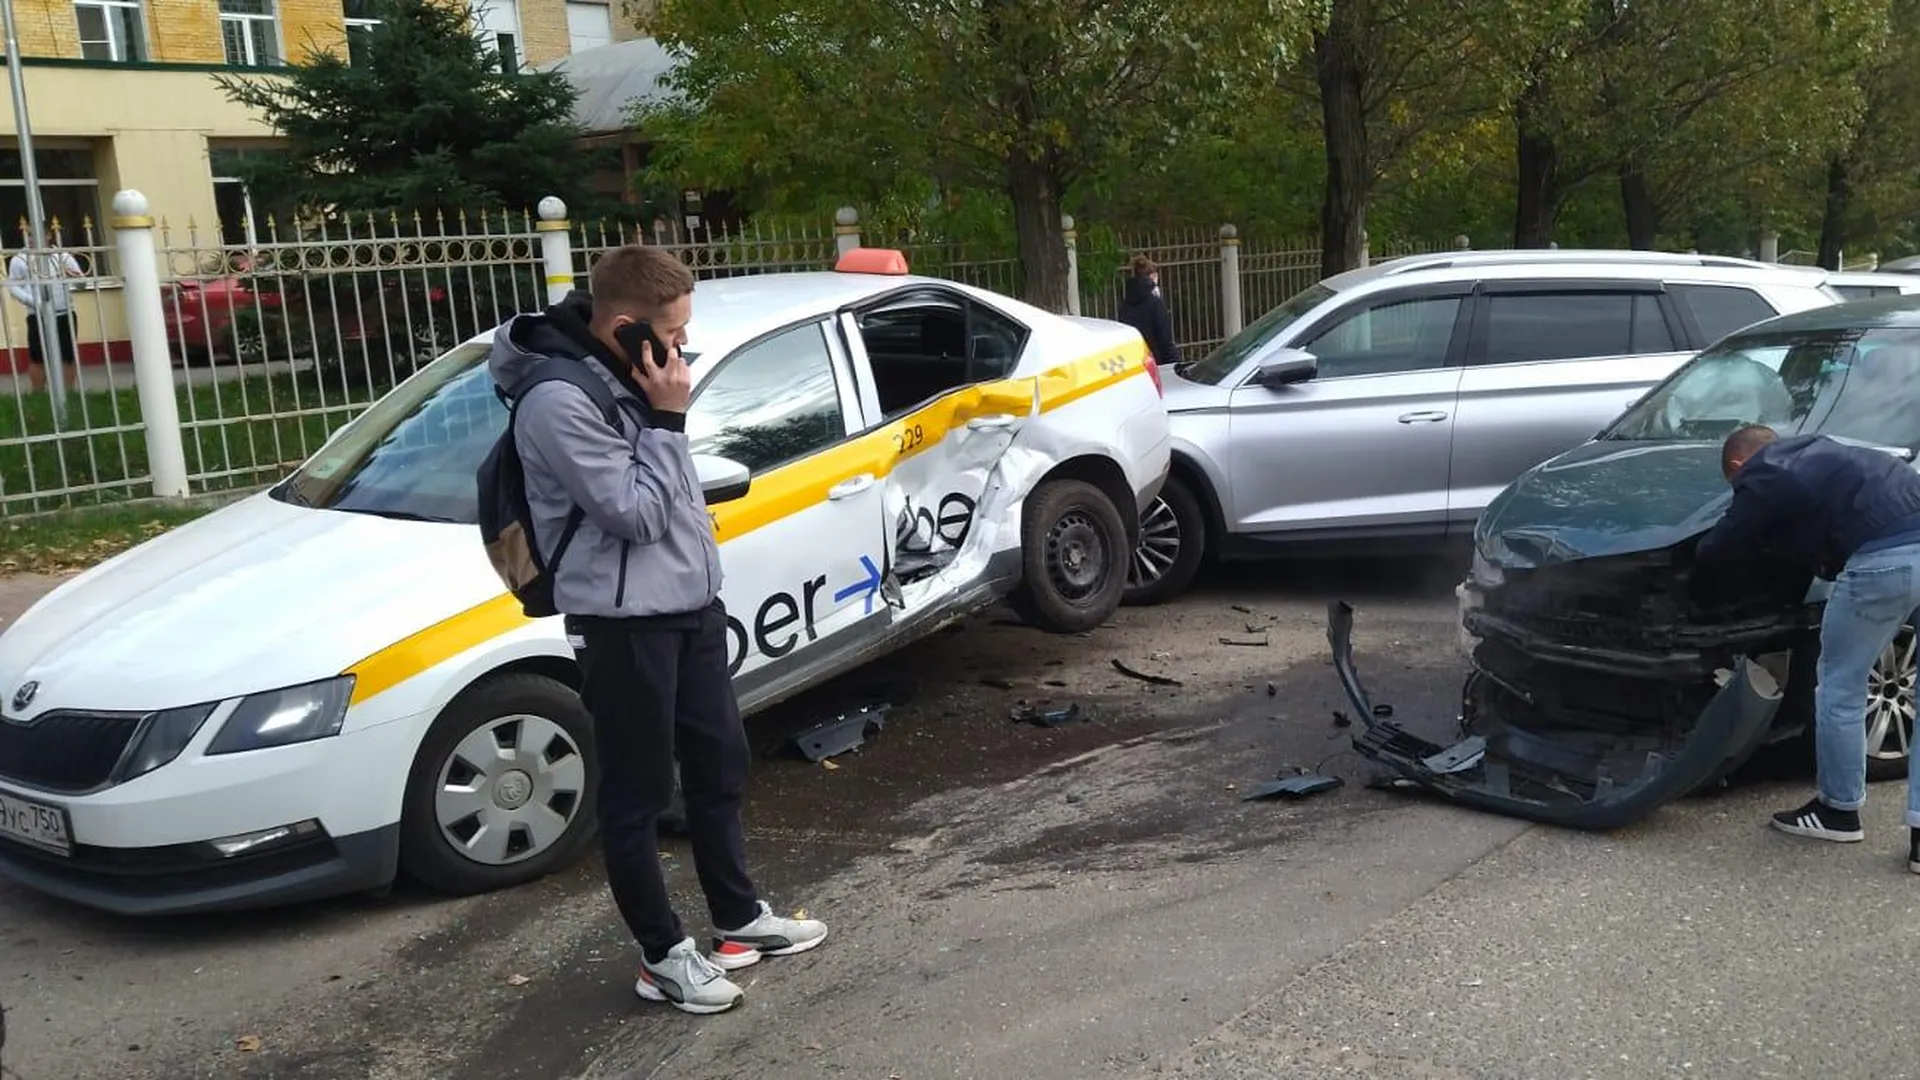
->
[967, 414, 1015, 431]
[829, 474, 875, 500]
[1397, 410, 1448, 424]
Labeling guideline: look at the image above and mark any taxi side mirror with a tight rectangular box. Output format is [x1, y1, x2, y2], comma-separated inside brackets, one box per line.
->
[693, 454, 751, 505]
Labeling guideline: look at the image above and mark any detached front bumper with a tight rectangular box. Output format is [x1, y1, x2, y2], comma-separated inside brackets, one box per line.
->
[1328, 600, 1786, 830]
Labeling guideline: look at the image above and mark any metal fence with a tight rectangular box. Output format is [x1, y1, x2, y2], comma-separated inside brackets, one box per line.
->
[3, 190, 1758, 518]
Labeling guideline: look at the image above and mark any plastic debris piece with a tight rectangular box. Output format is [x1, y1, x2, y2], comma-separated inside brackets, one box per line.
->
[981, 677, 1016, 690]
[1111, 658, 1182, 686]
[1332, 710, 1352, 728]
[1241, 773, 1344, 801]
[1012, 702, 1083, 728]
[1219, 634, 1269, 647]
[791, 706, 888, 763]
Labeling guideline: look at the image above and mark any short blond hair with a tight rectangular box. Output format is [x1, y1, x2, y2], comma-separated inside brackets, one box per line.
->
[589, 244, 694, 319]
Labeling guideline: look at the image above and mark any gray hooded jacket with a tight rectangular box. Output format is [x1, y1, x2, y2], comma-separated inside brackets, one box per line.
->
[487, 292, 723, 621]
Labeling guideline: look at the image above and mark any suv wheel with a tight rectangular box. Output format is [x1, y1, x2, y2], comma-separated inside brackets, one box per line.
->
[1123, 475, 1207, 606]
[1866, 625, 1917, 780]
[1011, 478, 1128, 633]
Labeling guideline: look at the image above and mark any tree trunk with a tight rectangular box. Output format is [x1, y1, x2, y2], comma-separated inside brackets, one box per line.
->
[1620, 162, 1659, 250]
[1817, 155, 1849, 271]
[1007, 153, 1070, 314]
[1313, 6, 1369, 278]
[1512, 77, 1560, 248]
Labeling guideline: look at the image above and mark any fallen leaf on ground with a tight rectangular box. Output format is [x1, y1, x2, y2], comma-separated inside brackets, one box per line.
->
[505, 973, 531, 987]
[235, 1035, 263, 1052]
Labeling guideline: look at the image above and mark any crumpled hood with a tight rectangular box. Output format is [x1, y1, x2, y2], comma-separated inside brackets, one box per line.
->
[488, 290, 601, 392]
[1120, 274, 1157, 309]
[0, 492, 501, 715]
[1475, 440, 1733, 570]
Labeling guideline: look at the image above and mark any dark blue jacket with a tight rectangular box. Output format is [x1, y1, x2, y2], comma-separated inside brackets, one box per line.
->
[1695, 433, 1920, 579]
[1117, 275, 1180, 365]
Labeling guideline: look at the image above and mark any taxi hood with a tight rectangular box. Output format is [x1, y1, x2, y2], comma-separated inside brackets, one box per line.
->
[0, 492, 499, 716]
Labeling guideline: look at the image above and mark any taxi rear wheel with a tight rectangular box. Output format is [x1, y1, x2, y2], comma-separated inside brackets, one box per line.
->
[1011, 478, 1128, 634]
[398, 673, 600, 896]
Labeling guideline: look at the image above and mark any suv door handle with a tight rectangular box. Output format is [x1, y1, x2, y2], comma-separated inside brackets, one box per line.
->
[1397, 410, 1449, 424]
[967, 414, 1015, 431]
[828, 474, 875, 500]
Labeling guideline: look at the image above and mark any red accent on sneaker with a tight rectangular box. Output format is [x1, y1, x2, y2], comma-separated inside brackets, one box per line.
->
[714, 941, 757, 957]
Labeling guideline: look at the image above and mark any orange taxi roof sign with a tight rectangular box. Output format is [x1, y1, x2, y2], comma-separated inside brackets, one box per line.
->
[835, 247, 910, 275]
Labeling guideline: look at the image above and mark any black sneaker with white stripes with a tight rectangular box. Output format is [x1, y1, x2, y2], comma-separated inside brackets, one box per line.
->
[1770, 798, 1863, 842]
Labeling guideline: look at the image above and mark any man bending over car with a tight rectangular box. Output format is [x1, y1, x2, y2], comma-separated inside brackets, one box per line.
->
[489, 245, 827, 1014]
[1695, 424, 1920, 869]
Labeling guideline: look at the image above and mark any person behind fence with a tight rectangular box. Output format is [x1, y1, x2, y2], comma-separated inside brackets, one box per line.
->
[7, 230, 83, 393]
[486, 244, 827, 1015]
[1116, 254, 1181, 367]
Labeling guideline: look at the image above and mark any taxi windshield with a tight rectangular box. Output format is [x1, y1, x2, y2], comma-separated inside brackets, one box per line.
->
[1599, 325, 1920, 451]
[272, 341, 502, 523]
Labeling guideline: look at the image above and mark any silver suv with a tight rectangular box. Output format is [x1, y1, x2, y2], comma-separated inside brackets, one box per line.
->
[1125, 250, 1845, 604]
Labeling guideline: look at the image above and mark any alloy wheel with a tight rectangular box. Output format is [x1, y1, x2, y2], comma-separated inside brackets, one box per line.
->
[1127, 495, 1181, 590]
[434, 713, 587, 866]
[1866, 627, 1917, 763]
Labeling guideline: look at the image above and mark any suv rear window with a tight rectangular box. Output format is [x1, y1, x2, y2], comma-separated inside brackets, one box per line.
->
[1670, 284, 1778, 344]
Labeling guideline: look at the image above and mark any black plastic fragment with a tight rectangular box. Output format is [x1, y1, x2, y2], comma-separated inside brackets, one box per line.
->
[1012, 702, 1083, 727]
[1331, 710, 1352, 728]
[792, 706, 888, 763]
[1241, 773, 1344, 801]
[1111, 659, 1182, 686]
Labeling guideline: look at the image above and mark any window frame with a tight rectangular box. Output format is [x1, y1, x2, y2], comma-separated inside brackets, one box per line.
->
[1460, 279, 1688, 368]
[343, 4, 380, 67]
[0, 142, 106, 272]
[683, 317, 864, 476]
[565, 0, 613, 53]
[218, 0, 282, 68]
[74, 0, 146, 63]
[1665, 282, 1783, 349]
[838, 284, 1034, 424]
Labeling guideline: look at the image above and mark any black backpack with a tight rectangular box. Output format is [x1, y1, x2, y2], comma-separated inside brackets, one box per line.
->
[477, 357, 624, 618]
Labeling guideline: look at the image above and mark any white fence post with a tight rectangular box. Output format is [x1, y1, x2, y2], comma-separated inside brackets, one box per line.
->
[1456, 234, 1472, 251]
[1759, 230, 1780, 262]
[1062, 214, 1080, 317]
[835, 206, 861, 257]
[1220, 224, 1243, 339]
[112, 190, 187, 499]
[1360, 229, 1371, 269]
[537, 196, 573, 305]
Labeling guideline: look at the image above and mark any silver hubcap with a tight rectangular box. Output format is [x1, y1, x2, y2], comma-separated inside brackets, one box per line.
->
[435, 713, 586, 866]
[1866, 628, 1917, 762]
[1128, 495, 1181, 588]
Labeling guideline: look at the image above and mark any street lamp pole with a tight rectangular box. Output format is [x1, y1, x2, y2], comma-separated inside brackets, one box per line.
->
[0, 0, 66, 419]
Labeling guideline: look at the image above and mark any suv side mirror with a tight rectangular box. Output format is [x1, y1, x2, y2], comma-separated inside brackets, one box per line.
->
[1255, 349, 1318, 387]
[693, 453, 751, 505]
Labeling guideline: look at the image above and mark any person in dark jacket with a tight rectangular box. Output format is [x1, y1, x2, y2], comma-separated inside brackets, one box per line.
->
[489, 245, 827, 1014]
[1116, 255, 1180, 366]
[1694, 424, 1920, 866]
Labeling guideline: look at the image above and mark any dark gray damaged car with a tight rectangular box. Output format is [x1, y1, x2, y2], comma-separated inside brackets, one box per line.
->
[1332, 297, 1920, 828]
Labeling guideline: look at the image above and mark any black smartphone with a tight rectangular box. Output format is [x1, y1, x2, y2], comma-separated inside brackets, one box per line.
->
[615, 320, 672, 369]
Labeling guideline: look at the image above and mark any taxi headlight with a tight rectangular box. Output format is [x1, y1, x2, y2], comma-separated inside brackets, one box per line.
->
[207, 676, 356, 755]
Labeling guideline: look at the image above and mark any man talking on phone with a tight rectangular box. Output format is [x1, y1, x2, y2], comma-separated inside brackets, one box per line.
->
[487, 245, 827, 1015]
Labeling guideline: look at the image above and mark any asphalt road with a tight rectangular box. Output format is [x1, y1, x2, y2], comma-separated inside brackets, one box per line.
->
[3, 556, 1915, 1080]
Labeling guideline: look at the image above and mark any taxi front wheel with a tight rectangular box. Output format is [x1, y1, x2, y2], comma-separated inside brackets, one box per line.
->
[1011, 478, 1129, 634]
[398, 672, 601, 896]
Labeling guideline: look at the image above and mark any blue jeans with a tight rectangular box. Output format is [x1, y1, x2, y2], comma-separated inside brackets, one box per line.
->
[1814, 541, 1920, 825]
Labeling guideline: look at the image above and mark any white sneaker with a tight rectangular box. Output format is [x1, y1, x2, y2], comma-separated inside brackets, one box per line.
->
[709, 900, 829, 971]
[635, 937, 744, 1014]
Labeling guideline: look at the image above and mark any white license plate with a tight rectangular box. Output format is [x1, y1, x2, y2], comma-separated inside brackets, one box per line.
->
[0, 788, 71, 856]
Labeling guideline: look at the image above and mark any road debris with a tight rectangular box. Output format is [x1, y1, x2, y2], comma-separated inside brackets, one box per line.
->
[980, 677, 1016, 690]
[790, 706, 889, 763]
[505, 974, 531, 987]
[1111, 658, 1182, 687]
[1331, 710, 1353, 728]
[1218, 632, 1270, 647]
[1011, 702, 1084, 728]
[235, 1035, 264, 1053]
[1240, 768, 1344, 801]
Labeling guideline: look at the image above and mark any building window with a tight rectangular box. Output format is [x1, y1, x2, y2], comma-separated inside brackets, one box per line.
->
[75, 0, 146, 62]
[343, 0, 378, 66]
[219, 0, 280, 67]
[472, 0, 521, 73]
[0, 144, 105, 272]
[565, 1, 611, 52]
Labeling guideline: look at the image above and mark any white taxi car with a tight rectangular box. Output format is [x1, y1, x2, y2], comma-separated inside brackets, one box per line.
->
[0, 250, 1171, 915]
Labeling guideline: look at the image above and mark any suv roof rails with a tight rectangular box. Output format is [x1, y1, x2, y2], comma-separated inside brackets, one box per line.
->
[1375, 249, 1797, 276]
